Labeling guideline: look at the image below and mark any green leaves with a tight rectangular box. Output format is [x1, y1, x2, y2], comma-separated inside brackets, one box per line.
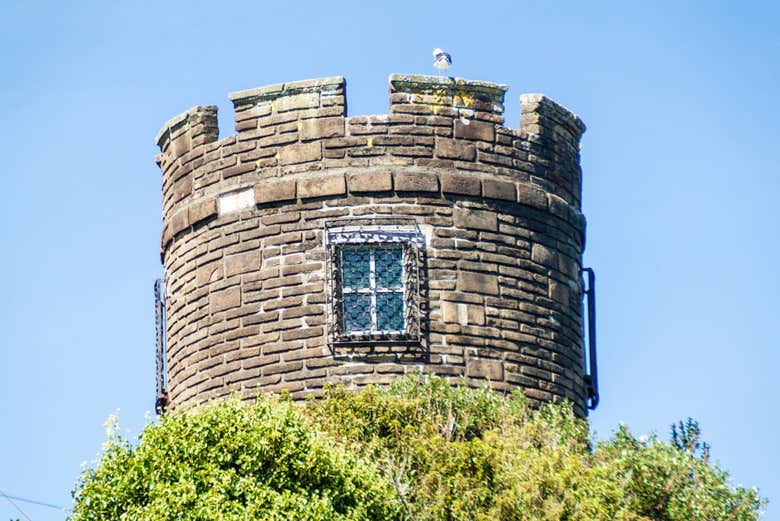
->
[71, 377, 764, 520]
[71, 398, 402, 521]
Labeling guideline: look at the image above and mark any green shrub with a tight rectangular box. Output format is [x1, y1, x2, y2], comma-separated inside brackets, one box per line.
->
[71, 398, 402, 520]
[72, 375, 764, 520]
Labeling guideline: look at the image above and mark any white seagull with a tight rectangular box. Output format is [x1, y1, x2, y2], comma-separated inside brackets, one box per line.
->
[432, 48, 452, 70]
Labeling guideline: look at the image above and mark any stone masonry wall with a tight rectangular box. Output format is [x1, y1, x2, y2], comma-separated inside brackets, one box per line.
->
[155, 74, 589, 415]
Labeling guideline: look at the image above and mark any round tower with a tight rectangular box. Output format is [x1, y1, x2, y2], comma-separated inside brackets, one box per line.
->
[154, 75, 593, 415]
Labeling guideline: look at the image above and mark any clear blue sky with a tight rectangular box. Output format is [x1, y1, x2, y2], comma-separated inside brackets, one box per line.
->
[1, 1, 777, 518]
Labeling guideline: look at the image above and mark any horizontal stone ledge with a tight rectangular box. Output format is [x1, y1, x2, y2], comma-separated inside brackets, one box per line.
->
[253, 170, 580, 221]
[160, 197, 219, 250]
[160, 168, 584, 254]
[347, 170, 393, 193]
[164, 168, 582, 224]
[229, 76, 346, 106]
[390, 74, 508, 99]
[255, 179, 297, 204]
[441, 173, 480, 196]
[298, 174, 346, 199]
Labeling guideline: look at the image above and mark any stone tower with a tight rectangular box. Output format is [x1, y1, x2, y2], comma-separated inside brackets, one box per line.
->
[154, 74, 596, 416]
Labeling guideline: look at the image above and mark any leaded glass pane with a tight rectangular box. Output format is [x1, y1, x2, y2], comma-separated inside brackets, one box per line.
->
[376, 293, 404, 331]
[328, 227, 424, 343]
[375, 247, 403, 289]
[344, 294, 371, 332]
[341, 249, 370, 290]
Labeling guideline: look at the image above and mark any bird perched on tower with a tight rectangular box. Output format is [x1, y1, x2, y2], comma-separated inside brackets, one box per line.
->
[432, 48, 452, 70]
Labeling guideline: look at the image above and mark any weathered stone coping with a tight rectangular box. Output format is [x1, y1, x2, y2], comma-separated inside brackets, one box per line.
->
[155, 74, 585, 153]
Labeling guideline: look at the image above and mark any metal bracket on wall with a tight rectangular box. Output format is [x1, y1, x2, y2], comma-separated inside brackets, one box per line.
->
[581, 268, 599, 410]
[154, 279, 169, 414]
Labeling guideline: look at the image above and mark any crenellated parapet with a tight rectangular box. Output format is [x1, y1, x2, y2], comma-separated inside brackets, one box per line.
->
[154, 74, 590, 415]
[155, 75, 585, 256]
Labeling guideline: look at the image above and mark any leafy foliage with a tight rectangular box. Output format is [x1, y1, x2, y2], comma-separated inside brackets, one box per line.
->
[71, 398, 401, 520]
[72, 376, 764, 520]
[671, 417, 711, 462]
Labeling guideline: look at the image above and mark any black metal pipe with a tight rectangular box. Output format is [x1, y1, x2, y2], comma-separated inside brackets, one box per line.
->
[154, 279, 168, 414]
[581, 268, 599, 410]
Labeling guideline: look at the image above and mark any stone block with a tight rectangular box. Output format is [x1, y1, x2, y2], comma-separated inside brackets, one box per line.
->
[160, 225, 172, 249]
[244, 311, 280, 326]
[524, 388, 555, 403]
[210, 286, 241, 312]
[170, 134, 192, 157]
[218, 188, 255, 216]
[255, 179, 296, 204]
[237, 103, 273, 122]
[467, 358, 503, 380]
[453, 207, 497, 231]
[273, 92, 319, 112]
[189, 198, 218, 224]
[391, 145, 433, 157]
[300, 117, 345, 140]
[223, 162, 255, 179]
[531, 244, 557, 268]
[298, 174, 346, 199]
[458, 271, 499, 295]
[264, 232, 302, 248]
[454, 119, 495, 142]
[278, 142, 321, 166]
[435, 139, 476, 161]
[441, 301, 461, 324]
[482, 179, 516, 201]
[170, 208, 190, 235]
[548, 194, 569, 220]
[549, 281, 571, 305]
[394, 172, 439, 193]
[517, 183, 548, 209]
[347, 171, 392, 193]
[225, 250, 262, 277]
[558, 255, 579, 279]
[442, 301, 485, 326]
[196, 262, 223, 285]
[282, 326, 324, 341]
[172, 175, 192, 202]
[467, 304, 486, 326]
[441, 174, 481, 196]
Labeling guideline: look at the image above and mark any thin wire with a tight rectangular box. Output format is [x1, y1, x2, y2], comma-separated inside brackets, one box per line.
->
[0, 488, 33, 521]
[2, 492, 63, 510]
